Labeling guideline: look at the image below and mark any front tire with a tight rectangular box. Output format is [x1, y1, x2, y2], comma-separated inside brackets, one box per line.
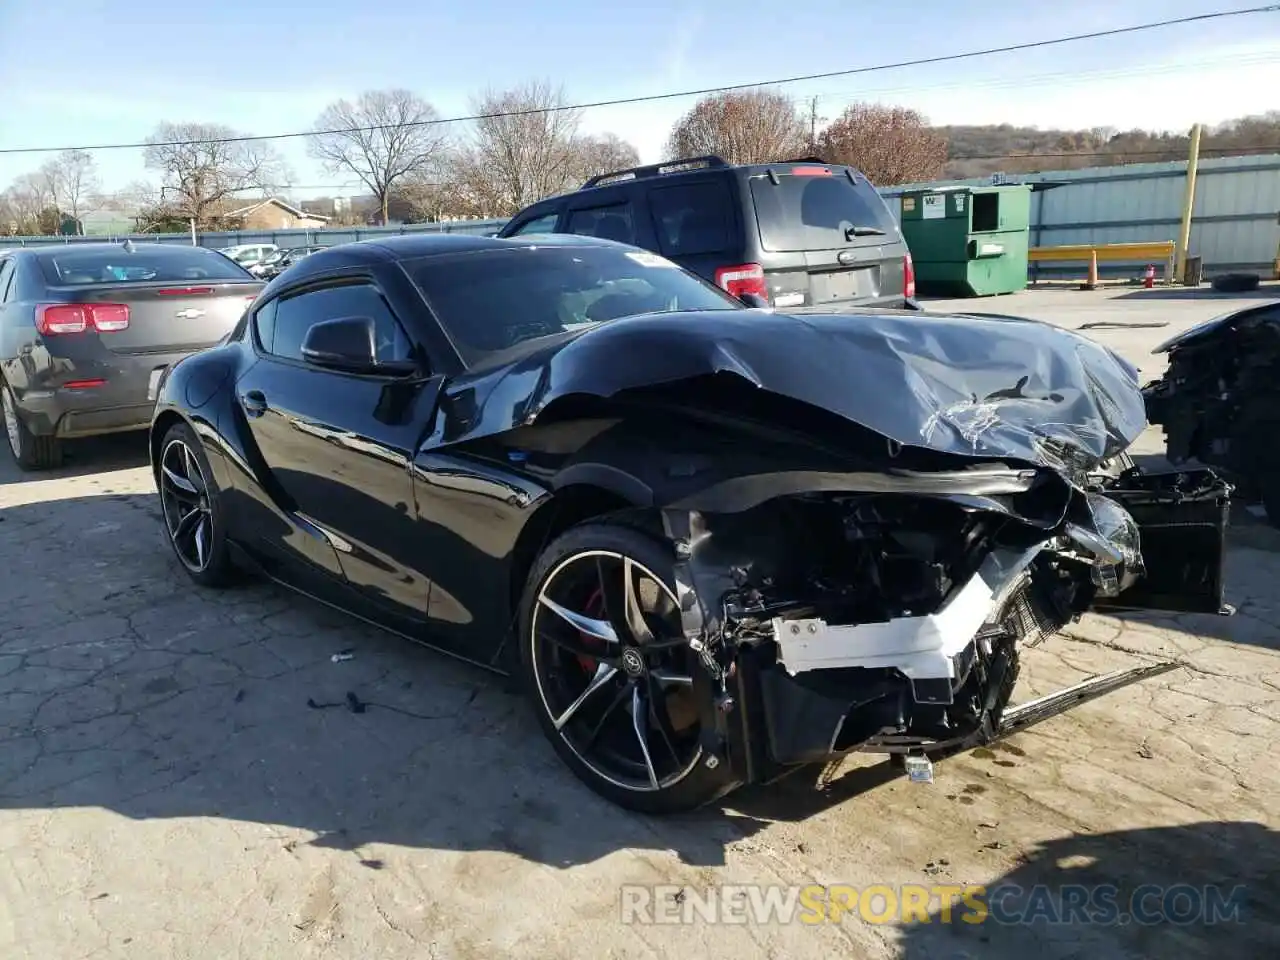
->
[157, 421, 237, 587]
[517, 521, 732, 813]
[2, 380, 63, 471]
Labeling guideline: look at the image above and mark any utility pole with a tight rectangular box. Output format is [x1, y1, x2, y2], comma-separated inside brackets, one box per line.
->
[1175, 123, 1202, 285]
[806, 97, 826, 154]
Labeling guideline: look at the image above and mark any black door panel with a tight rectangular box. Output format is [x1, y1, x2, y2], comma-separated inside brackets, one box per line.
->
[234, 277, 441, 619]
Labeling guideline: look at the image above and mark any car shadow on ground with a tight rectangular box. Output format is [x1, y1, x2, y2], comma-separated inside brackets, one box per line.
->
[1, 490, 1275, 900]
[0, 431, 150, 486]
[897, 821, 1279, 960]
[0, 490, 917, 875]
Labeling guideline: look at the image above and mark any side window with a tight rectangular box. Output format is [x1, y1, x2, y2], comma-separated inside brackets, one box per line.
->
[0, 259, 14, 303]
[253, 299, 278, 352]
[648, 181, 733, 257]
[508, 212, 559, 236]
[565, 203, 637, 245]
[268, 282, 413, 367]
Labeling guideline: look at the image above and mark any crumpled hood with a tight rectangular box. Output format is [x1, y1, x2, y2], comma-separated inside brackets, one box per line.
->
[448, 308, 1148, 474]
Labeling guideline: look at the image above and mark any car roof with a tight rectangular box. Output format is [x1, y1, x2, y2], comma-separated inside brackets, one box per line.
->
[15, 241, 224, 258]
[270, 231, 628, 283]
[532, 154, 859, 202]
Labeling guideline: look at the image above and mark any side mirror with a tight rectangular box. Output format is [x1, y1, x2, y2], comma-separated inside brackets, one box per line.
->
[300, 316, 418, 377]
[738, 292, 770, 309]
[301, 316, 377, 372]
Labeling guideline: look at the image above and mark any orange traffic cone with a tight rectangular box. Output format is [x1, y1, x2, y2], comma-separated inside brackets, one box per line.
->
[1080, 250, 1098, 290]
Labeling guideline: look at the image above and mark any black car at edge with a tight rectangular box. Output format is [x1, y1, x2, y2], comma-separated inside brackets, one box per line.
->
[498, 154, 917, 310]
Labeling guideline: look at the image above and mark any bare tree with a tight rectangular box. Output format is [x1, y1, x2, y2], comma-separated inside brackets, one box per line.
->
[570, 132, 641, 184]
[817, 104, 949, 186]
[665, 89, 807, 164]
[307, 90, 452, 225]
[39, 150, 100, 234]
[448, 80, 587, 217]
[142, 121, 288, 228]
[3, 173, 57, 234]
[388, 174, 451, 222]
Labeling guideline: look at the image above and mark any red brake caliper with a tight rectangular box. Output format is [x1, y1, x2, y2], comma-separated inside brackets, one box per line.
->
[576, 587, 606, 673]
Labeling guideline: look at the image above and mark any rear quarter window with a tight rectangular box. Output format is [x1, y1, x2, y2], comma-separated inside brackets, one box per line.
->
[647, 180, 734, 257]
[565, 204, 638, 245]
[749, 170, 899, 253]
[36, 246, 254, 285]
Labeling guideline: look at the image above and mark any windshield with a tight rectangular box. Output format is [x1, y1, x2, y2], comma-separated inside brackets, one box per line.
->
[36, 246, 254, 285]
[749, 170, 899, 252]
[406, 244, 743, 366]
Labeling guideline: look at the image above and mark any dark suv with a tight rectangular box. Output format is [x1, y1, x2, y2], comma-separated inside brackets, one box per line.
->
[498, 155, 916, 309]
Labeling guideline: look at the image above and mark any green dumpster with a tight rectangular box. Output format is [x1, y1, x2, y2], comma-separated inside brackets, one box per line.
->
[898, 185, 1031, 297]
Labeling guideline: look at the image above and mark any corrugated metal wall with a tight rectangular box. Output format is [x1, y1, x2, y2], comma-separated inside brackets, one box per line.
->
[882, 153, 1280, 278]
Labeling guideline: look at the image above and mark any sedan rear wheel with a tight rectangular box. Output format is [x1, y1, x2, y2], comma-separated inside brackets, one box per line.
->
[2, 380, 63, 471]
[158, 422, 236, 587]
[519, 521, 733, 813]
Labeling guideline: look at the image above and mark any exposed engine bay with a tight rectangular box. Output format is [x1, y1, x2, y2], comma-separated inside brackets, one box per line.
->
[645, 461, 1229, 784]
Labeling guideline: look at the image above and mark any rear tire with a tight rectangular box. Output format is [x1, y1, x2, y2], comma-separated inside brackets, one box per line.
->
[1, 380, 63, 471]
[157, 421, 238, 588]
[517, 520, 733, 813]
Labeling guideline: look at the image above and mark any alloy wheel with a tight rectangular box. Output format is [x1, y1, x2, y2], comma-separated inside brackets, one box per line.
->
[531, 549, 702, 793]
[159, 438, 214, 572]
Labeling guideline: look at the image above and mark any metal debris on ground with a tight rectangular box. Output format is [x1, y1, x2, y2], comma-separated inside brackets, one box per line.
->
[330, 650, 355, 663]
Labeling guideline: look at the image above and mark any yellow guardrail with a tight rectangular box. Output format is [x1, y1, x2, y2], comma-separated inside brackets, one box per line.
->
[1028, 241, 1177, 285]
[1027, 241, 1176, 264]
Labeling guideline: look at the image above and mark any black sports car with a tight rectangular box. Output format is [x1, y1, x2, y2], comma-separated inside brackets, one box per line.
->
[149, 233, 1232, 812]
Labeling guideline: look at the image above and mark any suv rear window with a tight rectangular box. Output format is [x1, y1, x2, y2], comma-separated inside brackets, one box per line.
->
[36, 246, 253, 285]
[749, 171, 898, 253]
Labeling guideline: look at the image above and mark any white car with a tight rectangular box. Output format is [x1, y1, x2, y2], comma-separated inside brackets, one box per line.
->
[218, 243, 278, 269]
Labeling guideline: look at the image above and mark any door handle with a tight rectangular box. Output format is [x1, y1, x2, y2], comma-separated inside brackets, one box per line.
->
[241, 390, 268, 418]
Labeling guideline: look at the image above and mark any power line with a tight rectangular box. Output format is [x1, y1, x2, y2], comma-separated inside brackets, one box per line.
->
[1, 4, 1274, 157]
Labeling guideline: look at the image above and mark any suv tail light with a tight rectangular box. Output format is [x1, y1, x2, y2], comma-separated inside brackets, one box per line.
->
[903, 251, 916, 299]
[715, 263, 768, 300]
[35, 303, 130, 336]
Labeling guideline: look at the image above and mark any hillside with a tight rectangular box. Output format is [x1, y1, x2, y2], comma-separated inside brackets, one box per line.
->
[939, 112, 1280, 179]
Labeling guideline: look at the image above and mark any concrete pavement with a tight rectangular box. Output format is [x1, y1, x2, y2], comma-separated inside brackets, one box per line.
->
[1, 286, 1277, 959]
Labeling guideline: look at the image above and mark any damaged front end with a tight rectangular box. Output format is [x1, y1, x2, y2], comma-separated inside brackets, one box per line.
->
[522, 308, 1233, 787]
[444, 306, 1235, 791]
[654, 461, 1229, 787]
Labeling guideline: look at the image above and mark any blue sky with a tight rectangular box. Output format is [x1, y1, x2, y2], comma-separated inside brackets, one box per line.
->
[1, 0, 1277, 199]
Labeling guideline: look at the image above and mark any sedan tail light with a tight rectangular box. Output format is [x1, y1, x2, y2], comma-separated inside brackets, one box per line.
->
[904, 251, 916, 299]
[35, 303, 131, 335]
[715, 262, 768, 301]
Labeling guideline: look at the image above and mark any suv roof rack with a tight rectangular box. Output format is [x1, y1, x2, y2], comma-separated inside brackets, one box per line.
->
[772, 156, 831, 165]
[580, 155, 729, 189]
